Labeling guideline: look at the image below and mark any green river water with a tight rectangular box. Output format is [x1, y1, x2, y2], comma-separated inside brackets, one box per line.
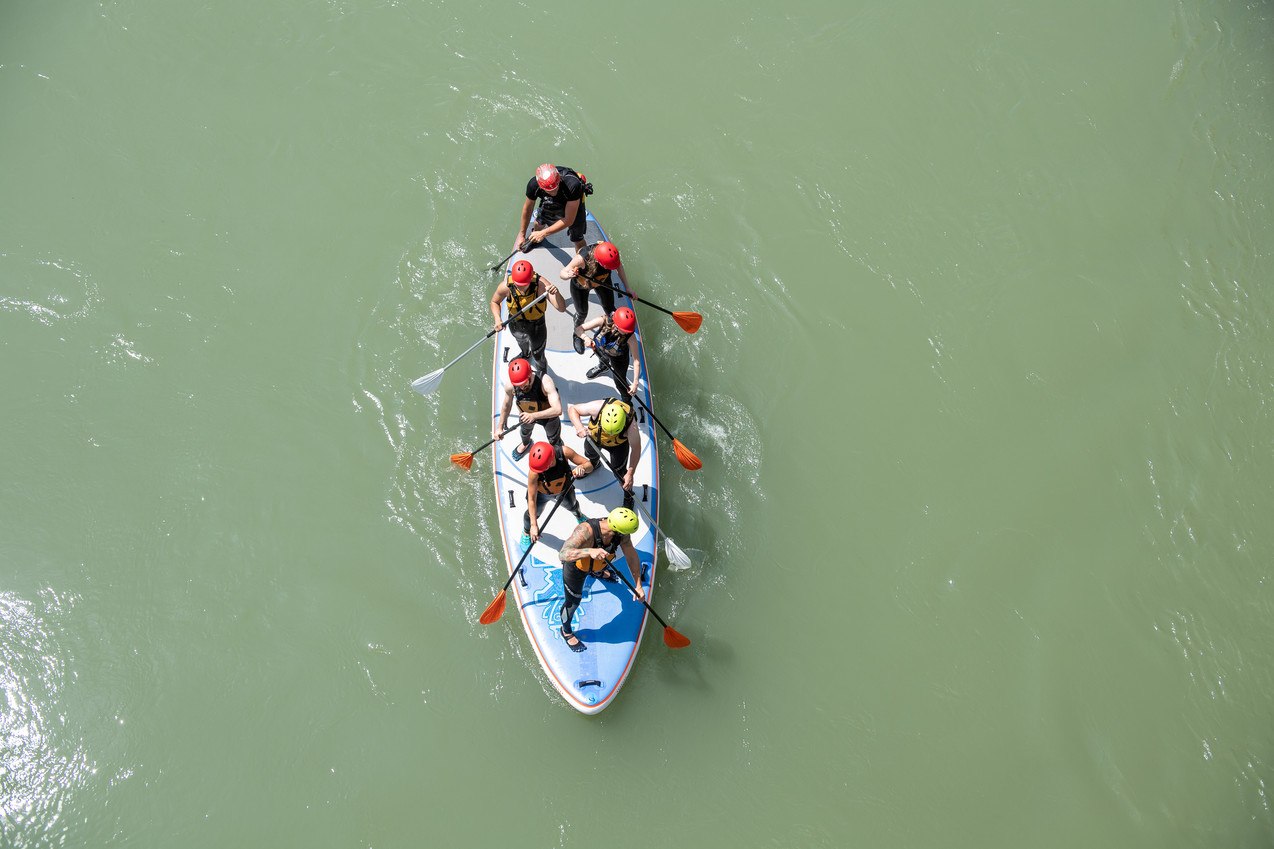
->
[3, 0, 1273, 846]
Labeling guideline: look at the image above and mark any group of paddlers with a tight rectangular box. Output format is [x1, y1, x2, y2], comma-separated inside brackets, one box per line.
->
[426, 162, 700, 653]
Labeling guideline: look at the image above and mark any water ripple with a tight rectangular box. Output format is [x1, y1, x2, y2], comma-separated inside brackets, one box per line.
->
[0, 590, 93, 848]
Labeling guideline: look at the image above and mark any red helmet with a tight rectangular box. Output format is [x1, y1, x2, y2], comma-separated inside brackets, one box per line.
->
[508, 358, 533, 385]
[510, 260, 533, 285]
[528, 441, 555, 474]
[535, 163, 559, 191]
[612, 307, 636, 334]
[594, 241, 620, 270]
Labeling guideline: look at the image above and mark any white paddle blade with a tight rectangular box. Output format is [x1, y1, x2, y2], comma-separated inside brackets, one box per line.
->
[664, 537, 692, 571]
[411, 369, 444, 396]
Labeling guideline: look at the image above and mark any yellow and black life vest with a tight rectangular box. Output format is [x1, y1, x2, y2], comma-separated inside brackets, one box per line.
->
[585, 397, 633, 449]
[514, 374, 549, 414]
[506, 277, 546, 322]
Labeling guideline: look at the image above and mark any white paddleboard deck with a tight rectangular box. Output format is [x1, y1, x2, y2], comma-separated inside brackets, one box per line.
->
[490, 211, 660, 714]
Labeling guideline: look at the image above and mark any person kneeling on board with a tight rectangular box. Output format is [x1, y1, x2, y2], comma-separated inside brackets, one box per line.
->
[556, 507, 645, 652]
[578, 307, 641, 401]
[489, 259, 565, 376]
[520, 441, 591, 549]
[567, 397, 639, 509]
[560, 240, 630, 354]
[496, 358, 563, 461]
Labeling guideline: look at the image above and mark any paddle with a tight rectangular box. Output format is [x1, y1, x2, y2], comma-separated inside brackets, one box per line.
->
[450, 422, 521, 471]
[600, 363, 702, 471]
[603, 556, 691, 649]
[479, 479, 574, 626]
[593, 280, 702, 334]
[583, 435, 693, 570]
[410, 291, 549, 396]
[488, 239, 530, 273]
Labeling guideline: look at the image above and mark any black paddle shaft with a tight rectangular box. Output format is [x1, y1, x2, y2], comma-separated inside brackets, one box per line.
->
[496, 478, 575, 594]
[593, 280, 677, 318]
[602, 553, 673, 629]
[488, 240, 530, 272]
[469, 422, 521, 458]
[601, 362, 679, 443]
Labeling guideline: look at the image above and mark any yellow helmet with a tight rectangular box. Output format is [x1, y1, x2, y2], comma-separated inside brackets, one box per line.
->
[607, 507, 639, 535]
[599, 402, 627, 435]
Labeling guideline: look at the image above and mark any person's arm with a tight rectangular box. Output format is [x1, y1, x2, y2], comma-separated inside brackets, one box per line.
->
[539, 275, 566, 312]
[496, 387, 514, 437]
[626, 336, 642, 396]
[614, 260, 631, 294]
[490, 282, 508, 330]
[526, 474, 542, 540]
[563, 444, 593, 477]
[530, 196, 580, 242]
[559, 254, 584, 280]
[620, 537, 645, 600]
[568, 401, 600, 437]
[623, 420, 641, 491]
[515, 197, 535, 252]
[559, 522, 606, 564]
[561, 197, 580, 231]
[578, 315, 603, 347]
[537, 375, 562, 423]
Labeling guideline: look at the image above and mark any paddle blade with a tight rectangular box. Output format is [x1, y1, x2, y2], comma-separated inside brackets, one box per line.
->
[449, 452, 474, 471]
[664, 536, 692, 571]
[478, 590, 507, 625]
[663, 627, 691, 649]
[672, 311, 702, 334]
[411, 369, 444, 396]
[672, 439, 703, 471]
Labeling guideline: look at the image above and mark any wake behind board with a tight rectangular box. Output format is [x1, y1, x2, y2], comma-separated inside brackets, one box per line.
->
[490, 212, 660, 714]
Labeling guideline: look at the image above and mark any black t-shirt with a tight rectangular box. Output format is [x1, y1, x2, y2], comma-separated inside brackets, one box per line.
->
[525, 168, 586, 224]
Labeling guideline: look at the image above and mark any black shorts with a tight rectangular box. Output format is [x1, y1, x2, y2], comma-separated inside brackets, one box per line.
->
[536, 212, 587, 243]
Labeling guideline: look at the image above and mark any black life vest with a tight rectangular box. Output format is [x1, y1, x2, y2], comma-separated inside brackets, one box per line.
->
[538, 444, 572, 495]
[514, 374, 550, 414]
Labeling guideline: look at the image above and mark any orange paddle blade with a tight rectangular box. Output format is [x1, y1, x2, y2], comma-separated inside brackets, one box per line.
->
[673, 311, 702, 334]
[663, 627, 691, 649]
[478, 590, 506, 625]
[450, 452, 474, 471]
[672, 439, 703, 471]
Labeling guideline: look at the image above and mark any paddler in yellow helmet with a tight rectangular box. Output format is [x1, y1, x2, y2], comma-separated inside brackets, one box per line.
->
[556, 507, 644, 652]
[567, 396, 640, 508]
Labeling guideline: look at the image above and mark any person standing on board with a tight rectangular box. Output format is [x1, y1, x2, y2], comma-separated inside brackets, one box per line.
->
[521, 441, 591, 548]
[489, 258, 565, 376]
[578, 307, 641, 401]
[560, 240, 630, 353]
[556, 507, 645, 652]
[496, 358, 564, 460]
[514, 163, 589, 256]
[567, 397, 639, 509]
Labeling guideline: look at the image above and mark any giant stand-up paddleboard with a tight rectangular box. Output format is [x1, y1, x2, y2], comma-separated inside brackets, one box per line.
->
[490, 212, 659, 714]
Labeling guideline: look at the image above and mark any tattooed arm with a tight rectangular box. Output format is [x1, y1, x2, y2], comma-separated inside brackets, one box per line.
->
[559, 523, 606, 564]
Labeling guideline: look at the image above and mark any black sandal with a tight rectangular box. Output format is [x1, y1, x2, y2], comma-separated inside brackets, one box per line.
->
[511, 443, 530, 461]
[560, 624, 586, 652]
